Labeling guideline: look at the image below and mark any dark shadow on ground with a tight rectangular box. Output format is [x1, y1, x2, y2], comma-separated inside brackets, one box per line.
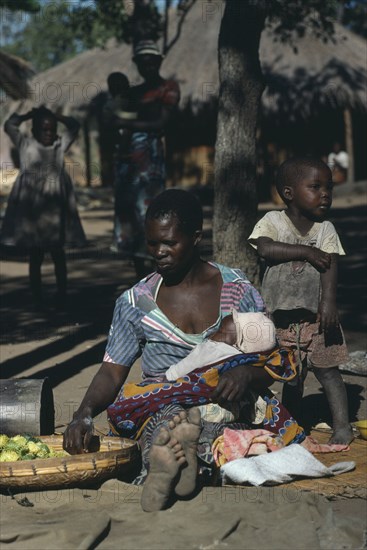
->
[0, 199, 365, 393]
[0, 239, 139, 385]
[300, 381, 365, 433]
[19, 339, 107, 388]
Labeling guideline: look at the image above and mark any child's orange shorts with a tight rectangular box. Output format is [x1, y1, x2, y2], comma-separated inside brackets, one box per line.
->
[276, 320, 349, 369]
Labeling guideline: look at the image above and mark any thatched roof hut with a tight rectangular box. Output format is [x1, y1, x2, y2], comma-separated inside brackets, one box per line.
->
[4, 0, 365, 118]
[0, 51, 35, 100]
[1, 0, 366, 184]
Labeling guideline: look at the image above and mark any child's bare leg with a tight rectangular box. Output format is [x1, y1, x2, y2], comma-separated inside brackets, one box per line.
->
[141, 428, 186, 512]
[50, 246, 67, 298]
[313, 366, 354, 444]
[167, 408, 201, 497]
[29, 247, 44, 303]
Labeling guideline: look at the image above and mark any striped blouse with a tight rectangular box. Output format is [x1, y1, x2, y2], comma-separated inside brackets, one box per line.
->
[104, 262, 264, 378]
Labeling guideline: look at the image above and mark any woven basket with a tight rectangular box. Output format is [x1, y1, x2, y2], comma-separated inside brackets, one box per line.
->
[0, 435, 139, 491]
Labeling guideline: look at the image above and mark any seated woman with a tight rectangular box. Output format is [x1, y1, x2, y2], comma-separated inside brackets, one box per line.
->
[63, 189, 303, 512]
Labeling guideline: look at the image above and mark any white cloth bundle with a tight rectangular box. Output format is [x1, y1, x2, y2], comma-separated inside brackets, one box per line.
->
[221, 443, 355, 486]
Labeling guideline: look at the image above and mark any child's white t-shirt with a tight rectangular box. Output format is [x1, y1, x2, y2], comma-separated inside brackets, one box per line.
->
[248, 210, 345, 315]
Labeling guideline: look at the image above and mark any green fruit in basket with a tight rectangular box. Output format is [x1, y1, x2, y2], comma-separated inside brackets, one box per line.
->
[49, 449, 68, 458]
[11, 435, 28, 448]
[23, 434, 37, 442]
[0, 435, 9, 449]
[3, 440, 22, 452]
[22, 453, 37, 460]
[35, 443, 51, 458]
[0, 450, 20, 462]
[0, 435, 67, 461]
[27, 441, 41, 455]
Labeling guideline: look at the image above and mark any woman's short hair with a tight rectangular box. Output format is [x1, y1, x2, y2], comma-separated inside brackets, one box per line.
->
[145, 189, 203, 234]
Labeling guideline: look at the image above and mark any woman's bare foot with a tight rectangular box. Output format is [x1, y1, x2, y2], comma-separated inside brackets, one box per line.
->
[329, 425, 354, 445]
[168, 408, 201, 498]
[141, 428, 186, 512]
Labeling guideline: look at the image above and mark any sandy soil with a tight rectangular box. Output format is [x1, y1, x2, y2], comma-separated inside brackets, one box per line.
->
[0, 188, 366, 549]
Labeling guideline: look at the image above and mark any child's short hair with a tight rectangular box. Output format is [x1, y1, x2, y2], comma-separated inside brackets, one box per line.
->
[107, 72, 129, 97]
[145, 189, 203, 235]
[276, 157, 331, 202]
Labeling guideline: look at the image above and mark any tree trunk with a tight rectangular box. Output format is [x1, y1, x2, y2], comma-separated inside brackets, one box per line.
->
[213, 0, 266, 286]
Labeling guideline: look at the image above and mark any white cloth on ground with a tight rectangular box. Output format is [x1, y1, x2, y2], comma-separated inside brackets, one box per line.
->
[221, 443, 355, 486]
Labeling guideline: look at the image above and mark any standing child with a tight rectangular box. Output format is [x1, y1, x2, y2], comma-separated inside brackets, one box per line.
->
[248, 157, 353, 445]
[1, 107, 86, 306]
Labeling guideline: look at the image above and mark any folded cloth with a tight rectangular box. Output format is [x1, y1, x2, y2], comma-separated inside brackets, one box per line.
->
[213, 428, 349, 468]
[221, 443, 355, 486]
[301, 435, 350, 453]
[213, 428, 285, 466]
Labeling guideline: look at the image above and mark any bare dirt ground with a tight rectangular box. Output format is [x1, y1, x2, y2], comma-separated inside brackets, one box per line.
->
[0, 185, 366, 549]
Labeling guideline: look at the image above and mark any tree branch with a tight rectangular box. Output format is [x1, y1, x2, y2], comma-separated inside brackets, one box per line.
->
[164, 0, 197, 55]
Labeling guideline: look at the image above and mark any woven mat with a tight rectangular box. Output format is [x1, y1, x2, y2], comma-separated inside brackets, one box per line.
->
[285, 430, 367, 498]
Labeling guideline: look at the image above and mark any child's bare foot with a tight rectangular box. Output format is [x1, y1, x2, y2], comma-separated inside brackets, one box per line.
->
[141, 428, 186, 512]
[329, 425, 354, 445]
[167, 408, 201, 498]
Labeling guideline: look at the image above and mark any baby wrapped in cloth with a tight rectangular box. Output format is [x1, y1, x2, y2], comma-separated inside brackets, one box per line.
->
[107, 311, 301, 442]
[166, 311, 277, 380]
[165, 311, 278, 424]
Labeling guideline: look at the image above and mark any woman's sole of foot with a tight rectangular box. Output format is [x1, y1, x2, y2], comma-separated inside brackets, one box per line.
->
[141, 428, 186, 512]
[168, 408, 201, 498]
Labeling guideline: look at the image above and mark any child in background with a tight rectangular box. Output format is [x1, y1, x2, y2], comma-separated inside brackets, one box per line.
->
[248, 157, 353, 445]
[2, 107, 86, 306]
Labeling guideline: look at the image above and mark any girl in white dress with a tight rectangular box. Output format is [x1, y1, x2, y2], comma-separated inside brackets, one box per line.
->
[2, 107, 86, 305]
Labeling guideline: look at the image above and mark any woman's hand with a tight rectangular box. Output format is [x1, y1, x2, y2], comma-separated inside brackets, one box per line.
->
[211, 365, 253, 404]
[211, 363, 274, 405]
[63, 414, 94, 455]
[62, 362, 129, 454]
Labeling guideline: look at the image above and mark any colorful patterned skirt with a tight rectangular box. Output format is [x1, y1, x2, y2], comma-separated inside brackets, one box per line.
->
[107, 350, 305, 484]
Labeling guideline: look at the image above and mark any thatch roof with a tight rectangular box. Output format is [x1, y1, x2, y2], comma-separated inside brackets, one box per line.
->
[3, 0, 366, 119]
[260, 24, 367, 120]
[0, 51, 35, 100]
